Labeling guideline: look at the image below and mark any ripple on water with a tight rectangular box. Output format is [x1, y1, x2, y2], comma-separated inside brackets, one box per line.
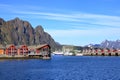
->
[0, 56, 120, 80]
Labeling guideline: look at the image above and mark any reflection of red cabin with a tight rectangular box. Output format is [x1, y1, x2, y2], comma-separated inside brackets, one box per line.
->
[5, 44, 17, 56]
[36, 44, 51, 57]
[18, 45, 28, 55]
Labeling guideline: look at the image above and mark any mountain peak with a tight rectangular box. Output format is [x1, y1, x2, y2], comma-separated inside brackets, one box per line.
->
[36, 25, 44, 31]
[101, 40, 120, 49]
[0, 18, 61, 50]
[0, 18, 5, 25]
[13, 17, 21, 22]
[0, 18, 4, 21]
[14, 17, 20, 20]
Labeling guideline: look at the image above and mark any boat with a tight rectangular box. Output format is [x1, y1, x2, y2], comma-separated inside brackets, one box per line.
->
[53, 51, 64, 55]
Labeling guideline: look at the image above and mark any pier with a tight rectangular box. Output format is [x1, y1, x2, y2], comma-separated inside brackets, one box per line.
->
[28, 53, 50, 59]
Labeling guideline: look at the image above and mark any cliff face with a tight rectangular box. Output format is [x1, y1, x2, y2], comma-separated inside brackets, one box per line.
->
[0, 18, 61, 50]
[85, 40, 120, 49]
[101, 40, 120, 49]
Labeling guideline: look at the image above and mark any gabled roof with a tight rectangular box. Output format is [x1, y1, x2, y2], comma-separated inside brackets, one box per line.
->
[6, 44, 15, 48]
[36, 44, 50, 49]
[28, 44, 50, 50]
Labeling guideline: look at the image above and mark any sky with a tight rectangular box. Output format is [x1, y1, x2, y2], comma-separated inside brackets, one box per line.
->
[0, 0, 120, 46]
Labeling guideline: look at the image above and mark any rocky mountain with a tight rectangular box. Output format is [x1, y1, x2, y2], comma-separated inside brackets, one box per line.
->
[100, 40, 120, 49]
[0, 17, 61, 50]
[85, 40, 120, 49]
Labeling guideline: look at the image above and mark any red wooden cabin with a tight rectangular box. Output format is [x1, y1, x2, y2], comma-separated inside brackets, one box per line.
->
[36, 44, 51, 57]
[18, 45, 28, 55]
[95, 49, 98, 53]
[5, 44, 17, 56]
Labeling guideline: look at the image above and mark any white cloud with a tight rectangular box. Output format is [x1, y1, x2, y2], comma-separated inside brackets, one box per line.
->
[0, 4, 13, 11]
[46, 27, 120, 37]
[0, 4, 11, 7]
[45, 27, 120, 45]
[1, 4, 120, 45]
[1, 4, 120, 27]
[15, 10, 120, 27]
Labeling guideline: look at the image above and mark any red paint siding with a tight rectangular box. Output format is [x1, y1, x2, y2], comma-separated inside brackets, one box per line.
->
[5, 45, 17, 55]
[19, 45, 28, 55]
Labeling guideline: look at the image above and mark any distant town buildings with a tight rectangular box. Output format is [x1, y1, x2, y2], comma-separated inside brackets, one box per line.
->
[60, 45, 120, 56]
[62, 45, 82, 56]
[82, 48, 120, 56]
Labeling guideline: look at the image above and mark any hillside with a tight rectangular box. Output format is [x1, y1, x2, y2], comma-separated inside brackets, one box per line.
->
[85, 40, 120, 49]
[0, 17, 61, 50]
[101, 40, 120, 49]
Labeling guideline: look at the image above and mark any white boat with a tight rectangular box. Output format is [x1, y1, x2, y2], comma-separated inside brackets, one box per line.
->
[76, 53, 83, 56]
[53, 52, 64, 55]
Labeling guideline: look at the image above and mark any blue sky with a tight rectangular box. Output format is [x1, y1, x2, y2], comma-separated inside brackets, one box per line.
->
[0, 0, 120, 46]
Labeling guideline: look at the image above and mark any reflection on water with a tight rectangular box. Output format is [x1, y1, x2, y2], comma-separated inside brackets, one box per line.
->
[0, 55, 120, 80]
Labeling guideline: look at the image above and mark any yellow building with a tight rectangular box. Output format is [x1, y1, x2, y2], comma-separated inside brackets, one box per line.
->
[0, 48, 4, 54]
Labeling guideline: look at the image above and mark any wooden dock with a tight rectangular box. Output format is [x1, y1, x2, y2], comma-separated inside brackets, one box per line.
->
[0, 54, 51, 59]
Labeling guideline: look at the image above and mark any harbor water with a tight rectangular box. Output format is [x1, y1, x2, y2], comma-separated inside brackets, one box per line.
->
[0, 55, 120, 80]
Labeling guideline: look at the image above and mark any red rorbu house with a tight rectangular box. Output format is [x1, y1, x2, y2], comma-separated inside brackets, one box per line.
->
[100, 49, 104, 53]
[107, 49, 112, 56]
[36, 44, 51, 57]
[99, 49, 105, 55]
[95, 49, 98, 54]
[5, 44, 17, 56]
[113, 49, 119, 56]
[18, 45, 28, 56]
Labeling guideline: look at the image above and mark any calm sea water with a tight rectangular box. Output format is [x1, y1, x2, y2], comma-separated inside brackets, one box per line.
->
[0, 55, 120, 80]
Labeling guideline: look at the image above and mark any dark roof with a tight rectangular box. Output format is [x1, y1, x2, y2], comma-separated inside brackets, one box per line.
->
[36, 44, 50, 49]
[28, 44, 50, 50]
